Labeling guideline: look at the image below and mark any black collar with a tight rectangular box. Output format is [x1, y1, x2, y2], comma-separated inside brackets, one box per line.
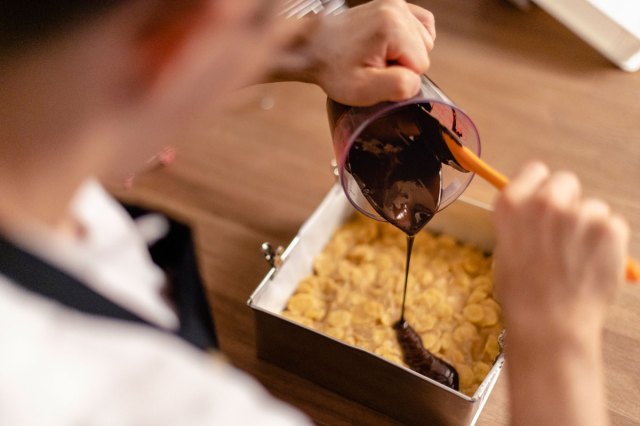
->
[0, 209, 217, 350]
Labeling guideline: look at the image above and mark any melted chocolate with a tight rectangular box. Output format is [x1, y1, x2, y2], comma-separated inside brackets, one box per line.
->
[399, 235, 415, 323]
[328, 101, 461, 388]
[394, 320, 460, 390]
[345, 104, 442, 236]
[452, 108, 463, 138]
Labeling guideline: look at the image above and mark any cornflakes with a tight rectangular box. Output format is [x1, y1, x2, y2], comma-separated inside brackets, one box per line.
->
[281, 213, 503, 396]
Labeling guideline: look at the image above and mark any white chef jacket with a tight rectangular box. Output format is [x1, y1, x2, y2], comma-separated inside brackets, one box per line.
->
[0, 179, 310, 425]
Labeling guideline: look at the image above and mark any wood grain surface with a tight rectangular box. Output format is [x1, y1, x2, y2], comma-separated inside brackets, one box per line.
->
[112, 1, 640, 424]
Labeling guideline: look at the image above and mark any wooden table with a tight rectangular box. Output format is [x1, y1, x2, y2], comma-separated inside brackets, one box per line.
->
[113, 1, 640, 424]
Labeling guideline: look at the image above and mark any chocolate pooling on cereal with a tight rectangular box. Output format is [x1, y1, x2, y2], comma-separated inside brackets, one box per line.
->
[394, 319, 460, 390]
[282, 213, 502, 396]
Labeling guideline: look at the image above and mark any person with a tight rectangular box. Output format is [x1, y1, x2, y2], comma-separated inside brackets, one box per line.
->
[0, 0, 629, 425]
[0, 1, 433, 424]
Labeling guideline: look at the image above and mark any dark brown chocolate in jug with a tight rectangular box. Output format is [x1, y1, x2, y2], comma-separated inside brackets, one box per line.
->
[332, 101, 461, 390]
[345, 104, 442, 236]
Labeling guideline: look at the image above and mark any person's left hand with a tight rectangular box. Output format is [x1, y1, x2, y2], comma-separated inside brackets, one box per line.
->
[270, 0, 436, 106]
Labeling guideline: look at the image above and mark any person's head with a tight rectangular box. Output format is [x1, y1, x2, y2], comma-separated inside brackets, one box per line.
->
[0, 0, 292, 179]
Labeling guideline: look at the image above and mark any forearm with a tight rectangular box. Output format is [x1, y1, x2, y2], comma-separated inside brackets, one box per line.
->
[262, 16, 321, 86]
[506, 323, 609, 426]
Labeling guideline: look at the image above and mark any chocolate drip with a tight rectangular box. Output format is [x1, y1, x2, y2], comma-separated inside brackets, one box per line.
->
[451, 108, 463, 137]
[394, 320, 459, 390]
[399, 235, 415, 322]
[328, 101, 464, 391]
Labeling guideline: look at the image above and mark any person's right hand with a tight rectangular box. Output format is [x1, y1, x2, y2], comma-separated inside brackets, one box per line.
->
[493, 161, 629, 339]
[308, 0, 436, 106]
[268, 0, 436, 106]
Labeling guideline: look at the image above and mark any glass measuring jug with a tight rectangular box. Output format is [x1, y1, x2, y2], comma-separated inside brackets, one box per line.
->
[327, 75, 481, 222]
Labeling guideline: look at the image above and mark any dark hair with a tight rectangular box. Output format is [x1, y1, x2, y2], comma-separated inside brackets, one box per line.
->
[0, 1, 124, 54]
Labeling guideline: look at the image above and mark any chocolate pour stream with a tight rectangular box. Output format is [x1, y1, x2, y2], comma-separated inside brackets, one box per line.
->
[344, 103, 461, 390]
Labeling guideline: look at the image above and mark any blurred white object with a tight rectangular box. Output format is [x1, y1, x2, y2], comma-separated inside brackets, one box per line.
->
[280, 0, 347, 18]
[134, 214, 170, 246]
[508, 0, 640, 71]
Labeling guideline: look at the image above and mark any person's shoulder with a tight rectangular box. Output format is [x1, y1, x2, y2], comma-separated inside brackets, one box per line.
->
[0, 275, 310, 425]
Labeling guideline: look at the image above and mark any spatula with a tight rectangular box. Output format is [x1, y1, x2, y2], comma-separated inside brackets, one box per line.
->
[440, 130, 639, 283]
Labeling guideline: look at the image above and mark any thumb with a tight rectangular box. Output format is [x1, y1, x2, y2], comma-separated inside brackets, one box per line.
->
[348, 66, 422, 106]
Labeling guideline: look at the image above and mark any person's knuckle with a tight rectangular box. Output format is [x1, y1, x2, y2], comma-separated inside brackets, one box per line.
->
[496, 190, 519, 216]
[514, 161, 548, 185]
[589, 217, 616, 243]
[377, 0, 404, 7]
[375, 3, 404, 33]
[524, 160, 548, 176]
[609, 215, 630, 241]
[555, 170, 580, 188]
[423, 10, 436, 27]
[390, 72, 419, 99]
[423, 54, 431, 70]
[424, 34, 435, 52]
[580, 200, 615, 237]
[531, 190, 560, 215]
[583, 198, 610, 215]
[550, 171, 578, 192]
[538, 172, 578, 206]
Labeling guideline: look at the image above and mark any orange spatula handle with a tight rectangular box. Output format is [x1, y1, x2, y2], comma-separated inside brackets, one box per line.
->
[453, 144, 639, 283]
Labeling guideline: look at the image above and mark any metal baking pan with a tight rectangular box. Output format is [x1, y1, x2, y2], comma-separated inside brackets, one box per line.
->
[248, 184, 504, 426]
